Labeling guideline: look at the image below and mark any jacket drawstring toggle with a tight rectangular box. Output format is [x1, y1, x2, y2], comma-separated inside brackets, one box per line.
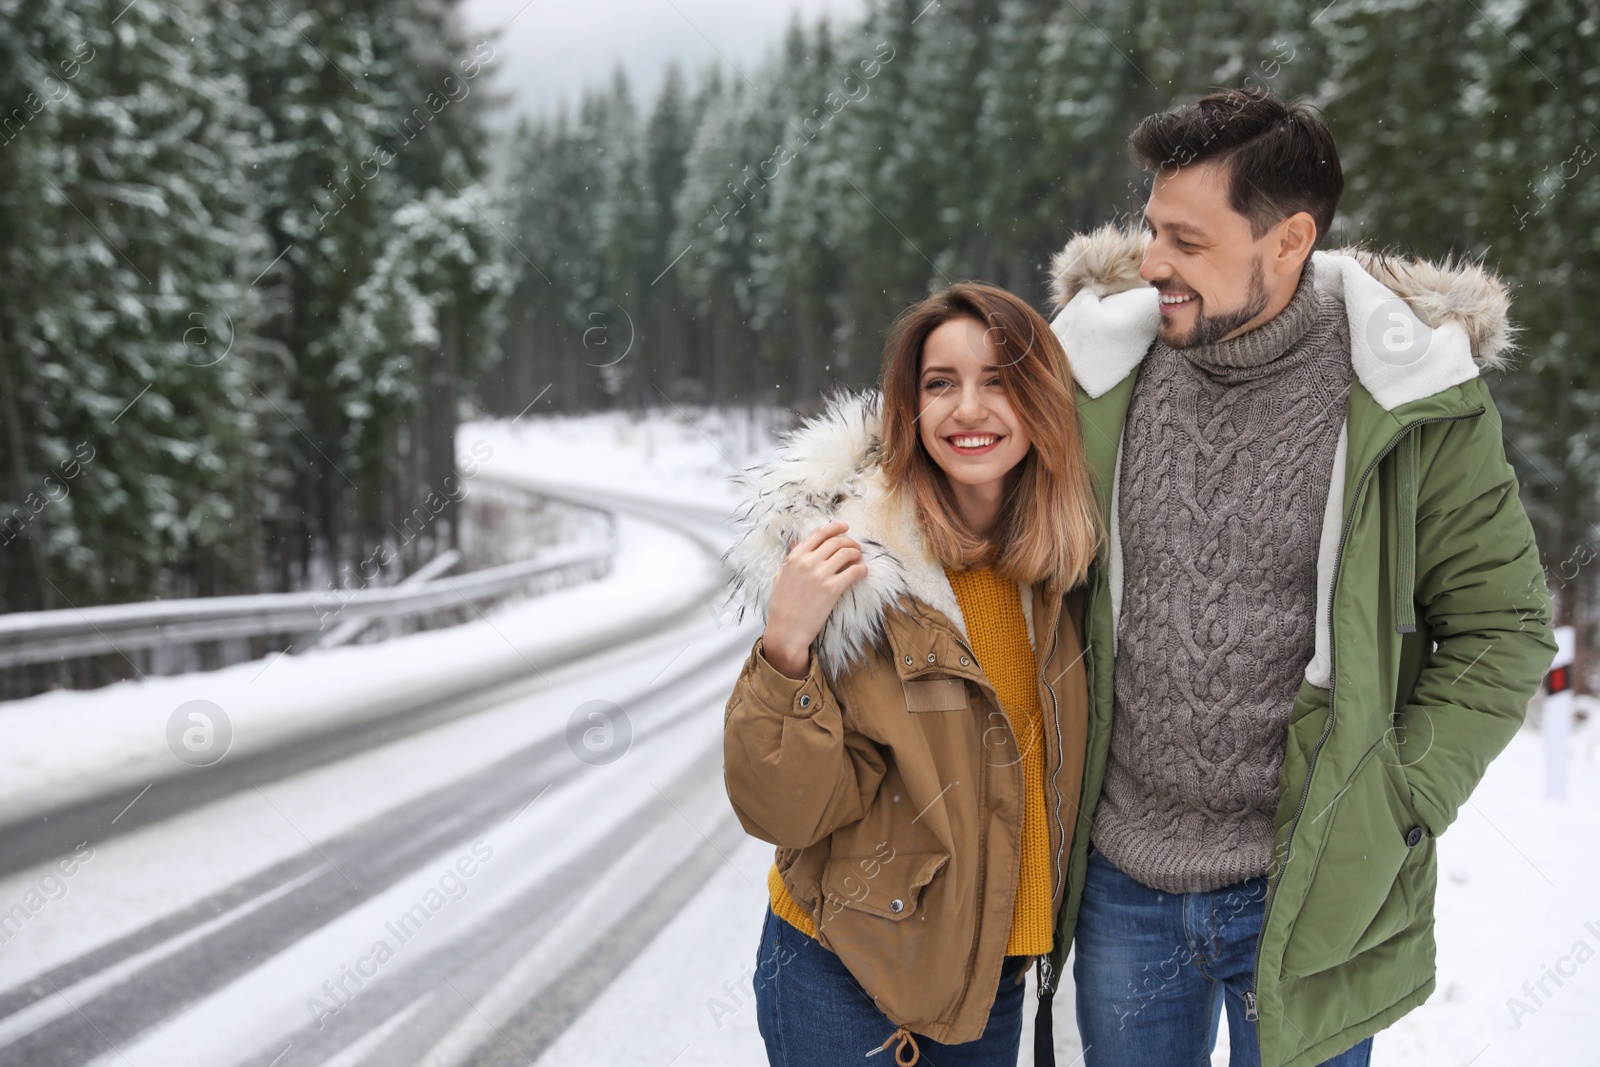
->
[867, 1022, 921, 1065]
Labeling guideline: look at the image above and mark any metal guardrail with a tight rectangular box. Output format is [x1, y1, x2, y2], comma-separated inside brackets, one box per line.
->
[312, 548, 464, 649]
[0, 537, 616, 670]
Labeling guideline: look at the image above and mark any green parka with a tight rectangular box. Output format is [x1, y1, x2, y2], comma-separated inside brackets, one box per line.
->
[1038, 226, 1558, 1067]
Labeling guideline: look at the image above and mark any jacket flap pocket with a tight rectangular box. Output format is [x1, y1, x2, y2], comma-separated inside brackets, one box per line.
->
[820, 849, 949, 921]
[902, 678, 968, 713]
[1280, 739, 1418, 978]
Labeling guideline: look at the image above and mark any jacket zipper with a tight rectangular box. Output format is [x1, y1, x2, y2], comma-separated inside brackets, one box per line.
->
[1248, 408, 1484, 1020]
[1039, 601, 1065, 995]
[1045, 566, 1103, 997]
[941, 631, 997, 1020]
[942, 600, 1066, 998]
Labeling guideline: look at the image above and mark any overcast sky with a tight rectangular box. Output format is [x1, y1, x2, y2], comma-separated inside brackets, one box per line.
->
[460, 0, 867, 120]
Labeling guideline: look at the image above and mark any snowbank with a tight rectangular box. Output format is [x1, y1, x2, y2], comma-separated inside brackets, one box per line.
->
[0, 513, 717, 828]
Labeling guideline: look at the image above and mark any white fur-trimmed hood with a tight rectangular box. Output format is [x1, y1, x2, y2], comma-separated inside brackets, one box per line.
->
[1047, 224, 1516, 410]
[723, 391, 987, 680]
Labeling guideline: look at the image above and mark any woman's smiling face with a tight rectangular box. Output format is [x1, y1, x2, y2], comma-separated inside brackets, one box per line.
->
[916, 316, 1032, 494]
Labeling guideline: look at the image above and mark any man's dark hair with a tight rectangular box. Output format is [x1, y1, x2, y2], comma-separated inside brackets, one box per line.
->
[1129, 88, 1344, 245]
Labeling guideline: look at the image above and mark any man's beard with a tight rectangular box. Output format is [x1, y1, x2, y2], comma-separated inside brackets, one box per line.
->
[1160, 257, 1270, 348]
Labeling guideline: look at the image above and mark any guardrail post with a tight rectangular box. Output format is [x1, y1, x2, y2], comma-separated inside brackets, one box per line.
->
[1544, 625, 1576, 800]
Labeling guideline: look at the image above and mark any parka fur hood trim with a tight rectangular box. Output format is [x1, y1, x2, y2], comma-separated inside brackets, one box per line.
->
[1047, 224, 1515, 412]
[723, 391, 1036, 681]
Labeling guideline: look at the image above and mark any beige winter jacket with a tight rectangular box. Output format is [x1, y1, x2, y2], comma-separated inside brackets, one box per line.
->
[721, 391, 1090, 1046]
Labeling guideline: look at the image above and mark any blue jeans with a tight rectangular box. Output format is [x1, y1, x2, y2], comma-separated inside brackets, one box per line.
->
[752, 902, 1031, 1066]
[1073, 844, 1373, 1067]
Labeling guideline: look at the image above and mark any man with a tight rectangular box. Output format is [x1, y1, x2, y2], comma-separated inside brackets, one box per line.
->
[1034, 89, 1557, 1067]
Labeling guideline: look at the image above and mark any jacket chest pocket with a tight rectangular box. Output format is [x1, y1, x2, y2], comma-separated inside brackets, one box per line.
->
[902, 677, 969, 713]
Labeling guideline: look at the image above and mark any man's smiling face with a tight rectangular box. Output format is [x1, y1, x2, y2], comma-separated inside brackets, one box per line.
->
[1139, 161, 1275, 348]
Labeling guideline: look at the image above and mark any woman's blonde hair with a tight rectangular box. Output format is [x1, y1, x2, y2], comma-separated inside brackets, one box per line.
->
[878, 282, 1101, 590]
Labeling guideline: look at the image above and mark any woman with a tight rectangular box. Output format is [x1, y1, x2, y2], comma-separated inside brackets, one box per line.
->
[722, 282, 1101, 1066]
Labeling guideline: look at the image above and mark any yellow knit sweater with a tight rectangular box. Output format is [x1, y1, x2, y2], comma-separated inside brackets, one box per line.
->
[766, 566, 1054, 955]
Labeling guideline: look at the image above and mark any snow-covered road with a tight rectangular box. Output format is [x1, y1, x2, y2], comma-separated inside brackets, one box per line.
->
[0, 483, 764, 1067]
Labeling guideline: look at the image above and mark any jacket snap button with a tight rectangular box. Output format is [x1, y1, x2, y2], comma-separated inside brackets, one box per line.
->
[889, 898, 904, 913]
[903, 654, 913, 665]
[1405, 825, 1425, 848]
[959, 656, 970, 666]
[926, 652, 936, 663]
[798, 694, 811, 709]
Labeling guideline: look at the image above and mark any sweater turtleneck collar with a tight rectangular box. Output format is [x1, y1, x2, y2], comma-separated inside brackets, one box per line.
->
[1167, 259, 1323, 382]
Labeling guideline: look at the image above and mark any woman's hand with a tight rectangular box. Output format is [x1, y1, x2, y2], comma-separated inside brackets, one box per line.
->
[761, 520, 868, 679]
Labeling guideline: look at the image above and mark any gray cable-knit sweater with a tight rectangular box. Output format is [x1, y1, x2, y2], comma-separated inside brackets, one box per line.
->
[1090, 262, 1352, 894]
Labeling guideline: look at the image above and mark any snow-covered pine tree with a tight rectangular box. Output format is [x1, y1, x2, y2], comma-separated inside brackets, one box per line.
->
[592, 71, 658, 408]
[0, 0, 264, 622]
[331, 187, 511, 570]
[236, 0, 497, 589]
[816, 0, 940, 379]
[671, 59, 788, 403]
[1321, 0, 1489, 253]
[638, 63, 701, 404]
[746, 16, 849, 403]
[1470, 0, 1600, 680]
